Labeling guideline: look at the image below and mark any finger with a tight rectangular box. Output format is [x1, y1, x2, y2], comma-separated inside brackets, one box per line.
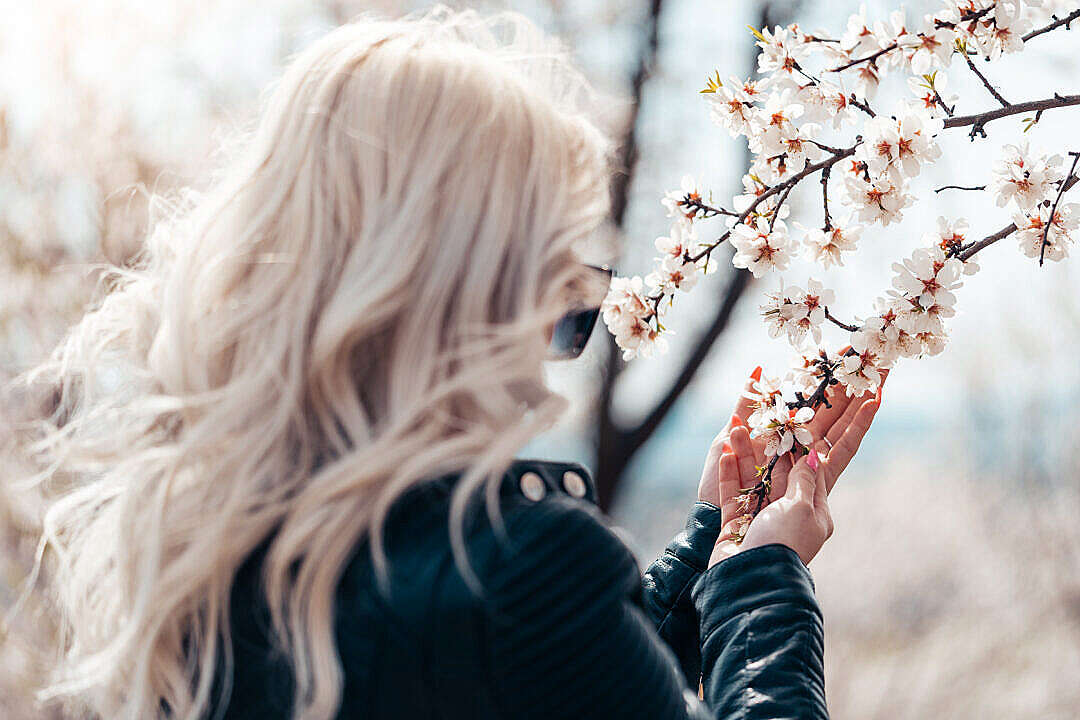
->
[729, 426, 759, 490]
[784, 452, 816, 504]
[768, 452, 795, 501]
[810, 441, 830, 508]
[825, 387, 874, 446]
[806, 383, 853, 438]
[731, 366, 764, 426]
[718, 451, 742, 524]
[826, 395, 881, 492]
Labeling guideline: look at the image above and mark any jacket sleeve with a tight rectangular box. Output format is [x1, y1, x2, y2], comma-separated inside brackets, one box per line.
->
[640, 501, 726, 685]
[692, 542, 829, 719]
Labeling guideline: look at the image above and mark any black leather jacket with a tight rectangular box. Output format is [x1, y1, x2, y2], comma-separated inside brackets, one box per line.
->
[220, 459, 827, 719]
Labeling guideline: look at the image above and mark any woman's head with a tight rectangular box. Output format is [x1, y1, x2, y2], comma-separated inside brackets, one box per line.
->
[19, 7, 611, 719]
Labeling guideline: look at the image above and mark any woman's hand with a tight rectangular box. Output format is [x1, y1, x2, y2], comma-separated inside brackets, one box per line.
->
[729, 441, 833, 565]
[700, 367, 885, 566]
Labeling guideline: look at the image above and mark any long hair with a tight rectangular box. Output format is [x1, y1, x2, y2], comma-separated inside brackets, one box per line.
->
[12, 7, 612, 719]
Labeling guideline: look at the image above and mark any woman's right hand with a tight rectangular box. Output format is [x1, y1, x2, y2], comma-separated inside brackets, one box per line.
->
[733, 441, 833, 566]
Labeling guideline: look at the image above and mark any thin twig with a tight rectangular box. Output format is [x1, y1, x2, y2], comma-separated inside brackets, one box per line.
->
[849, 94, 877, 118]
[821, 164, 833, 230]
[935, 184, 986, 194]
[1040, 151, 1080, 265]
[824, 307, 860, 333]
[963, 52, 1010, 107]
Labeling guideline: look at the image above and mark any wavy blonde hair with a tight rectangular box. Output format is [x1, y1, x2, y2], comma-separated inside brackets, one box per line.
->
[12, 7, 612, 719]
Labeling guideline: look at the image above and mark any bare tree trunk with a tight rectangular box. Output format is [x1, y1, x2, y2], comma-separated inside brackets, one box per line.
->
[592, 0, 798, 511]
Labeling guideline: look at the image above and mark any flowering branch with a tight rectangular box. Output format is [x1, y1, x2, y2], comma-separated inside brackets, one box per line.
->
[602, 1, 1080, 532]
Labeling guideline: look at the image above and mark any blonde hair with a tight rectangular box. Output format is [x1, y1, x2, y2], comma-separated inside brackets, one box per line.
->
[13, 7, 612, 719]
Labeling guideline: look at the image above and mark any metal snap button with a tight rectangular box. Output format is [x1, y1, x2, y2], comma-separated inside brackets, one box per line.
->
[562, 470, 587, 499]
[519, 471, 546, 502]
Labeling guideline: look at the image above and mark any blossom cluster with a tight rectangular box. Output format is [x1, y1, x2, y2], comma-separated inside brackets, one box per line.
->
[602, 0, 1080, 477]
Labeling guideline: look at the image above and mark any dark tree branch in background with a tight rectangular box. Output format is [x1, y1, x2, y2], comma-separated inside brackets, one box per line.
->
[594, 0, 666, 510]
[592, 0, 795, 510]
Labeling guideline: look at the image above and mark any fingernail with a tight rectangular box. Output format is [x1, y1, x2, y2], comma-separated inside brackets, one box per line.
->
[750, 366, 763, 381]
[807, 450, 820, 471]
[876, 384, 883, 402]
[722, 442, 733, 454]
[731, 414, 745, 428]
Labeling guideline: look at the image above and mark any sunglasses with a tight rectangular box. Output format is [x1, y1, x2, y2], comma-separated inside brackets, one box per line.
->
[547, 264, 613, 361]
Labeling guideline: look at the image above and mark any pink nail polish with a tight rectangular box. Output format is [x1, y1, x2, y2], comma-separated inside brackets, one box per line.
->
[807, 450, 820, 471]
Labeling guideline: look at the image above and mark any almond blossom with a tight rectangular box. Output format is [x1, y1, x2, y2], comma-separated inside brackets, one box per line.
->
[989, 143, 1064, 211]
[1012, 202, 1080, 262]
[731, 218, 793, 278]
[801, 222, 861, 268]
[754, 404, 816, 457]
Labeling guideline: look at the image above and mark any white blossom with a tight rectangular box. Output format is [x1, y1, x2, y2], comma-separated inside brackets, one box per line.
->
[907, 72, 957, 119]
[857, 110, 943, 181]
[647, 255, 700, 294]
[731, 217, 793, 277]
[989, 143, 1064, 211]
[844, 171, 914, 226]
[662, 175, 705, 225]
[601, 276, 666, 360]
[835, 329, 885, 396]
[754, 404, 816, 456]
[905, 16, 956, 74]
[801, 221, 861, 267]
[891, 245, 964, 313]
[756, 25, 810, 87]
[1012, 202, 1080, 262]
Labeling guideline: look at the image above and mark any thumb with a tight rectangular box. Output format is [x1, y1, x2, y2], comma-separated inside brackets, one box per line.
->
[809, 441, 829, 509]
[784, 450, 816, 504]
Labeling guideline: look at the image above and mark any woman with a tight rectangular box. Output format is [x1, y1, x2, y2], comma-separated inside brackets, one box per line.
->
[18, 7, 882, 720]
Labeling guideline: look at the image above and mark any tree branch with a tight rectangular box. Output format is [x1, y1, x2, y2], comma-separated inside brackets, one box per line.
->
[1023, 8, 1080, 42]
[943, 93, 1080, 138]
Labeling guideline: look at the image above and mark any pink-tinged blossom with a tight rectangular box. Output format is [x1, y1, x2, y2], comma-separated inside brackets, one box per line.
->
[1012, 202, 1080, 262]
[891, 246, 964, 313]
[601, 276, 667, 360]
[755, 404, 816, 456]
[904, 16, 956, 74]
[731, 218, 793, 278]
[844, 171, 915, 227]
[835, 329, 885, 396]
[800, 221, 861, 267]
[857, 111, 943, 181]
[989, 143, 1064, 212]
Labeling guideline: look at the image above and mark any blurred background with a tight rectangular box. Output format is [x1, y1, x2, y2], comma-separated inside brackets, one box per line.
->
[2, 0, 1079, 717]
